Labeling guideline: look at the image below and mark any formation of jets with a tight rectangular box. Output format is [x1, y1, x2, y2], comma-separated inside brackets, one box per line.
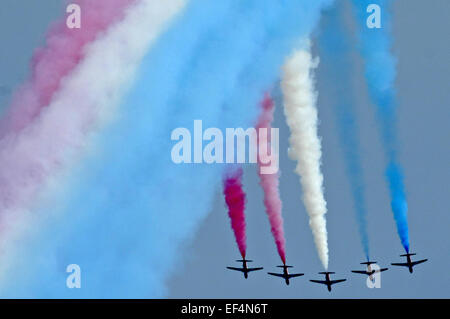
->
[226, 252, 428, 292]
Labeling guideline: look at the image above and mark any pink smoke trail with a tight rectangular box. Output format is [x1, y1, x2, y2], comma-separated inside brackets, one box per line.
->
[256, 94, 286, 264]
[0, 0, 134, 137]
[223, 167, 247, 259]
[0, 0, 185, 242]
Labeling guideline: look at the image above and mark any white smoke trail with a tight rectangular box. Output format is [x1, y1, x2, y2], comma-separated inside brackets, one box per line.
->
[0, 0, 187, 281]
[281, 47, 329, 269]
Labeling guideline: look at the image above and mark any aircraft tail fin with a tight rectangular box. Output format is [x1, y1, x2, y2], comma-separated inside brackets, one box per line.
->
[400, 253, 416, 257]
[319, 272, 335, 275]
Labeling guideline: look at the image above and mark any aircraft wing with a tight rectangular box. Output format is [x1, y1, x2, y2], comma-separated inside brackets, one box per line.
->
[247, 267, 263, 272]
[391, 262, 409, 267]
[411, 259, 428, 266]
[268, 272, 285, 278]
[287, 273, 304, 278]
[309, 280, 327, 285]
[227, 267, 245, 273]
[351, 270, 368, 275]
[330, 279, 346, 285]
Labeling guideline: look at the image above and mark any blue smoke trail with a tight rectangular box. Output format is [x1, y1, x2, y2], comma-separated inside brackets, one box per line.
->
[352, 0, 409, 252]
[318, 4, 370, 259]
[0, 0, 333, 298]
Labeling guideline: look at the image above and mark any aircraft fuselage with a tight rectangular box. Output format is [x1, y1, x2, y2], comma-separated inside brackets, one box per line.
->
[242, 261, 249, 278]
[325, 274, 332, 292]
[406, 256, 414, 273]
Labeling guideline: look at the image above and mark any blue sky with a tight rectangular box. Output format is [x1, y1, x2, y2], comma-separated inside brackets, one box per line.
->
[0, 0, 449, 298]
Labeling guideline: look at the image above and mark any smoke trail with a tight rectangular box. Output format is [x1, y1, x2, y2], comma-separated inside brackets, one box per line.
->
[0, 0, 134, 136]
[0, 0, 186, 261]
[318, 5, 370, 259]
[0, 0, 334, 297]
[281, 47, 329, 269]
[223, 167, 247, 258]
[256, 94, 286, 264]
[352, 0, 409, 252]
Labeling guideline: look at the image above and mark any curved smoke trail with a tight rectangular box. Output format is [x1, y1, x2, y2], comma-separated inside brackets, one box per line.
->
[0, 0, 334, 297]
[256, 95, 286, 264]
[0, 0, 134, 136]
[281, 47, 329, 269]
[223, 167, 247, 258]
[0, 0, 186, 271]
[319, 4, 370, 259]
[352, 0, 409, 252]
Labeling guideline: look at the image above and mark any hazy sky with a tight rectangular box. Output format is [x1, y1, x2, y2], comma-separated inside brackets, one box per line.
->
[1, 0, 449, 298]
[167, 0, 450, 298]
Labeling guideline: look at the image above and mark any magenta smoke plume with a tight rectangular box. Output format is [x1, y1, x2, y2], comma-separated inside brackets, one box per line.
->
[223, 167, 247, 259]
[256, 94, 286, 264]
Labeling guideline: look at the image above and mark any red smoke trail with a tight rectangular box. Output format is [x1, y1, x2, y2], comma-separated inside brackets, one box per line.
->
[223, 167, 247, 259]
[0, 0, 134, 137]
[256, 94, 286, 264]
